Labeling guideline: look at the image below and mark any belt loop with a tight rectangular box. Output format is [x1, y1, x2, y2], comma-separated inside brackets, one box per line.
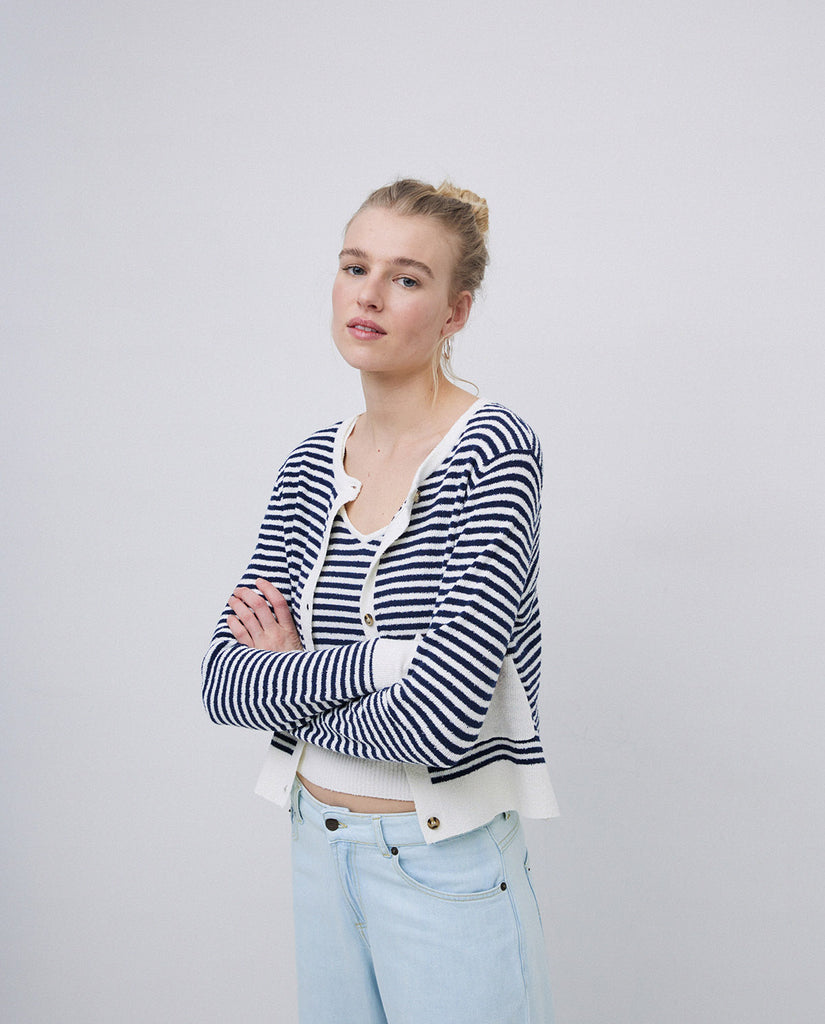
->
[372, 815, 393, 857]
[292, 780, 304, 823]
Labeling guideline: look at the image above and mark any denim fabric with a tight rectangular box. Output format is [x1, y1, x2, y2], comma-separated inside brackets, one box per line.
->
[290, 782, 553, 1024]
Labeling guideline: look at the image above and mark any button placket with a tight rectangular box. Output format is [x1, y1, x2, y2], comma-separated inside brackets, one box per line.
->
[359, 534, 383, 636]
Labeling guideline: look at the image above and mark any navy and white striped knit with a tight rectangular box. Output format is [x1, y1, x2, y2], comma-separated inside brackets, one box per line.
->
[202, 400, 559, 840]
[311, 513, 382, 647]
[301, 511, 412, 798]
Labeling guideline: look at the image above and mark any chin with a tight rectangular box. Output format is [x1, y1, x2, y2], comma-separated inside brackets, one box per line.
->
[333, 332, 379, 370]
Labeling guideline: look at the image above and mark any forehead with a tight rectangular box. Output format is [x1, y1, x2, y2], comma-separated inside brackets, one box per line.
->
[343, 208, 456, 273]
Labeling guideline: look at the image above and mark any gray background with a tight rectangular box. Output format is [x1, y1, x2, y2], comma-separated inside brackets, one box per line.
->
[2, 1, 823, 1022]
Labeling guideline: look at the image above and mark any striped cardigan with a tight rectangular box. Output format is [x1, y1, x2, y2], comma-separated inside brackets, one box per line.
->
[202, 399, 559, 841]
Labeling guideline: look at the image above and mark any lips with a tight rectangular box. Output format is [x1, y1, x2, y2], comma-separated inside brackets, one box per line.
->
[347, 318, 386, 337]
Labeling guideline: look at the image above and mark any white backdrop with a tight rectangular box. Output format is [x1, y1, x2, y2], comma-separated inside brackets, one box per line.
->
[2, 2, 824, 1022]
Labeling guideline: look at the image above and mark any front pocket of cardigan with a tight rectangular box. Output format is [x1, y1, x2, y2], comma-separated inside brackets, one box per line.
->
[391, 826, 507, 902]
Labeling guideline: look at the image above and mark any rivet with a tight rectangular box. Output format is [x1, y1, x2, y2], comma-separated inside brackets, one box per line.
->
[390, 846, 398, 856]
[500, 882, 507, 891]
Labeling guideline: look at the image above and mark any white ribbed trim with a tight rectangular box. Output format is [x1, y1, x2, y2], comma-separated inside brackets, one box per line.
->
[297, 743, 414, 801]
[370, 637, 418, 689]
[255, 740, 559, 844]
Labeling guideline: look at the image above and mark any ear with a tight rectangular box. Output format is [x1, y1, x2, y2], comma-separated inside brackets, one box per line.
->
[444, 291, 472, 335]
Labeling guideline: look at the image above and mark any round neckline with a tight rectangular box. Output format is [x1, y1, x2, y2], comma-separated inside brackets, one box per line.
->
[338, 505, 387, 543]
[334, 396, 487, 498]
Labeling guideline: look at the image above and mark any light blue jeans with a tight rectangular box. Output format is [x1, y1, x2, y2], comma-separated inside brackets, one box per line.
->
[290, 782, 553, 1023]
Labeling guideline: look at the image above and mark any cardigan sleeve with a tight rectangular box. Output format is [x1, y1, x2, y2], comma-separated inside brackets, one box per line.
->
[201, 469, 415, 730]
[285, 444, 543, 768]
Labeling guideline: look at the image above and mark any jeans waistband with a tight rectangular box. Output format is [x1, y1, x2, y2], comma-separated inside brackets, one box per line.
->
[291, 780, 515, 850]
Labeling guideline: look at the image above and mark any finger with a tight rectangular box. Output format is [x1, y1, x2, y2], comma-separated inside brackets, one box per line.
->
[256, 579, 291, 623]
[228, 593, 265, 642]
[227, 614, 253, 647]
[256, 579, 302, 649]
[233, 586, 277, 630]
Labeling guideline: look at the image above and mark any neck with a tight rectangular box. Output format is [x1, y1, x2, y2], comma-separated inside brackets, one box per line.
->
[357, 368, 473, 448]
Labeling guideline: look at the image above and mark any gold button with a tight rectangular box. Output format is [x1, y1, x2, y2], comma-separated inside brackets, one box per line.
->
[427, 816, 440, 830]
[413, 490, 420, 503]
[364, 613, 374, 626]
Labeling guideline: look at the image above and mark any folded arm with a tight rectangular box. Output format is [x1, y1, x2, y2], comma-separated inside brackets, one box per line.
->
[202, 444, 541, 769]
[275, 449, 543, 768]
[201, 469, 416, 729]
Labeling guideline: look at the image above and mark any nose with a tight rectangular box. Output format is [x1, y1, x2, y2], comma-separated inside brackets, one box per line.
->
[357, 273, 383, 311]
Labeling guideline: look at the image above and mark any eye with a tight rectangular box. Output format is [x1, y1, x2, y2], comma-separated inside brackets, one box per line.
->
[397, 276, 419, 289]
[343, 264, 367, 276]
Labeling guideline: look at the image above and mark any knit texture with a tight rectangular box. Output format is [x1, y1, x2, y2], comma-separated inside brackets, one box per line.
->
[202, 401, 559, 838]
[300, 510, 413, 798]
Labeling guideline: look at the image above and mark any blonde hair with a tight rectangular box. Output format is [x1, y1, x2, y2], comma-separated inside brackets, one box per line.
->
[350, 178, 490, 390]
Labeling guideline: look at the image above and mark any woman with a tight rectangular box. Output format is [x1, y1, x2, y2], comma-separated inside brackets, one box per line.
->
[202, 179, 559, 1023]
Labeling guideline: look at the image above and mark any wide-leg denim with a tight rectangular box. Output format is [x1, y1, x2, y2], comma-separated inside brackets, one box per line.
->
[290, 782, 553, 1024]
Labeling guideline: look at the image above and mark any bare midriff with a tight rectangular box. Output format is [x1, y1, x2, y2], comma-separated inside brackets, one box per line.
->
[297, 773, 416, 814]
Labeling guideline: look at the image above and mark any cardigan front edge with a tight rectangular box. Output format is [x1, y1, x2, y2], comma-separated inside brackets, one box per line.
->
[207, 400, 560, 843]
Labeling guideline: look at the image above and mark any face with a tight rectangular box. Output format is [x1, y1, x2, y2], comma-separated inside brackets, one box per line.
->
[331, 207, 471, 379]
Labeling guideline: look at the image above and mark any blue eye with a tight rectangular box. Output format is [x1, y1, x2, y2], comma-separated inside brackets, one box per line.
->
[398, 276, 418, 289]
[344, 265, 366, 276]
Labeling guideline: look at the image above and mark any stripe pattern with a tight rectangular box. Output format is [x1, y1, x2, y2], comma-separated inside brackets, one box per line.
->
[312, 514, 383, 646]
[202, 403, 548, 784]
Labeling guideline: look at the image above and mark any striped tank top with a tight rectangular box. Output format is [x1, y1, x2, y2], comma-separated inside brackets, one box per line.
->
[297, 508, 413, 800]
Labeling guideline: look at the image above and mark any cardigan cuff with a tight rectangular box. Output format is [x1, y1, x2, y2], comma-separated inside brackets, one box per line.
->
[370, 638, 418, 690]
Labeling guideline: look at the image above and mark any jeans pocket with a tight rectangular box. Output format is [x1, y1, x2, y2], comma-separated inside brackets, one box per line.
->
[391, 826, 508, 902]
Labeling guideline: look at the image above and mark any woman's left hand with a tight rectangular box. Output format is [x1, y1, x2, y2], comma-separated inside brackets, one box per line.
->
[227, 578, 303, 652]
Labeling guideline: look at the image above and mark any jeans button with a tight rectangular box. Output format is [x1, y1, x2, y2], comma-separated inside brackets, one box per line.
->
[325, 818, 340, 831]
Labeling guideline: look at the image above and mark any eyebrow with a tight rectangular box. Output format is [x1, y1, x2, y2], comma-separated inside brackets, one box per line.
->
[338, 247, 434, 279]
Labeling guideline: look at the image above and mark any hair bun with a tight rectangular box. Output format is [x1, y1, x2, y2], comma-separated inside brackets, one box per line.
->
[435, 181, 489, 236]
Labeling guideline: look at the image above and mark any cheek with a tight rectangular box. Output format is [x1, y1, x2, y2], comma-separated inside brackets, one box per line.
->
[330, 281, 350, 348]
[331, 276, 346, 312]
[332, 270, 361, 308]
[411, 299, 450, 336]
